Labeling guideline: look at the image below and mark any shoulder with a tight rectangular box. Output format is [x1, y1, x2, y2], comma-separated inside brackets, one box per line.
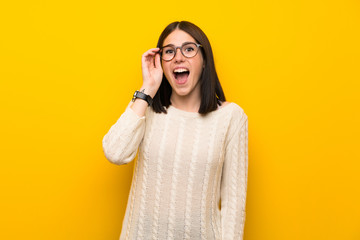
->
[223, 102, 248, 145]
[218, 101, 231, 109]
[219, 101, 247, 123]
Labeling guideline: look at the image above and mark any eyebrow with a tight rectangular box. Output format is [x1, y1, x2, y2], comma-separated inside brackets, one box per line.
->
[162, 41, 196, 48]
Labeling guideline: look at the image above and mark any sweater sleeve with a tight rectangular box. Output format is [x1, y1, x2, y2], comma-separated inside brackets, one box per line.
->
[102, 102, 146, 165]
[221, 110, 248, 240]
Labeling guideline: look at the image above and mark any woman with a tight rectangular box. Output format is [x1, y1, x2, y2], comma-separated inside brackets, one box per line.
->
[102, 21, 248, 240]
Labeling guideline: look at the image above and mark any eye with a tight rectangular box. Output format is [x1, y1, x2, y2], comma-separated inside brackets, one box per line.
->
[184, 46, 195, 52]
[163, 47, 174, 55]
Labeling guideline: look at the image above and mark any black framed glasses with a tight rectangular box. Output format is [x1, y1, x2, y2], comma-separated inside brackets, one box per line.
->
[160, 42, 202, 61]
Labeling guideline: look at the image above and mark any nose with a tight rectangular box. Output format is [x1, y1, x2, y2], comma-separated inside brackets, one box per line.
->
[174, 47, 185, 62]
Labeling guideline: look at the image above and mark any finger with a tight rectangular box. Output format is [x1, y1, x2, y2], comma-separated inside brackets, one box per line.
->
[149, 47, 160, 52]
[143, 48, 160, 56]
[143, 50, 159, 65]
[142, 48, 160, 70]
[142, 52, 157, 64]
[154, 53, 161, 69]
[142, 49, 157, 61]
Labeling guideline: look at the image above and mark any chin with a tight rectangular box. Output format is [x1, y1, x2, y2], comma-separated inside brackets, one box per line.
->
[172, 88, 190, 97]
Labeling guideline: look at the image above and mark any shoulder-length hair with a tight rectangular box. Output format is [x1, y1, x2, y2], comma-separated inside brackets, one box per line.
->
[151, 21, 226, 115]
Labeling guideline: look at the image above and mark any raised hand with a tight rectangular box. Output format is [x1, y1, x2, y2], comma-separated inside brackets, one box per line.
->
[141, 48, 163, 98]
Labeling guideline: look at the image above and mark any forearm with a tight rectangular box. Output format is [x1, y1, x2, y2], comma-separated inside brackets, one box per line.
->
[221, 117, 248, 239]
[102, 105, 146, 165]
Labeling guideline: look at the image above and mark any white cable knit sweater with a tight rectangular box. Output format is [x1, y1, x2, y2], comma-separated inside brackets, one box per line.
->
[102, 101, 248, 240]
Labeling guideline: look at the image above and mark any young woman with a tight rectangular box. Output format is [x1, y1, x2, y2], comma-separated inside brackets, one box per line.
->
[102, 21, 248, 240]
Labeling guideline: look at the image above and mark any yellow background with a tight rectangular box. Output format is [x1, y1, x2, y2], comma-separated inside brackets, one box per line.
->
[1, 0, 359, 239]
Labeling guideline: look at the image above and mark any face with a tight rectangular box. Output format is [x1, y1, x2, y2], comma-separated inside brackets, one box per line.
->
[161, 29, 204, 100]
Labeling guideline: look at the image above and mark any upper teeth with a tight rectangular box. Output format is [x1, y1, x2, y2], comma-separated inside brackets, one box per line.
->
[174, 68, 189, 73]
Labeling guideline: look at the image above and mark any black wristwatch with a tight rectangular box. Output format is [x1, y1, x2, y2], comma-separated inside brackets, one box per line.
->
[132, 90, 153, 106]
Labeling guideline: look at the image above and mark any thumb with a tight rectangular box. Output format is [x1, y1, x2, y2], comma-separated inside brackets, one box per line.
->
[154, 53, 161, 69]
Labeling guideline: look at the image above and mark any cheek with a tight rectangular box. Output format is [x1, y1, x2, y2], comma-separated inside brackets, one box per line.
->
[194, 55, 204, 73]
[193, 60, 204, 77]
[162, 63, 172, 78]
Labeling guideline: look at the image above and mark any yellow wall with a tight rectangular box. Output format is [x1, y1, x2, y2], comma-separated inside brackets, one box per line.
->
[1, 0, 359, 239]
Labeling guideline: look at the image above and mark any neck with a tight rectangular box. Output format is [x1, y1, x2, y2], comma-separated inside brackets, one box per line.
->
[170, 93, 201, 113]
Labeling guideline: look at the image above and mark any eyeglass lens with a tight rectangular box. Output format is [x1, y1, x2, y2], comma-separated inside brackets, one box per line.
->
[161, 43, 199, 61]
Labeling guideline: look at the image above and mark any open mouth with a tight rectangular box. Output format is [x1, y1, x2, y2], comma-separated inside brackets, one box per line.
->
[173, 68, 190, 84]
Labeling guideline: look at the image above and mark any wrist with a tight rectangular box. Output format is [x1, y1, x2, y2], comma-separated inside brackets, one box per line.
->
[140, 85, 157, 98]
[132, 90, 153, 106]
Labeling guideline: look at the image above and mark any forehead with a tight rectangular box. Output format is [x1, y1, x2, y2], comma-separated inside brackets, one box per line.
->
[163, 29, 196, 46]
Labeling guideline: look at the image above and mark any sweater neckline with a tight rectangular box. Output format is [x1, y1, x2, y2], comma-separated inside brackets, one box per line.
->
[166, 102, 234, 118]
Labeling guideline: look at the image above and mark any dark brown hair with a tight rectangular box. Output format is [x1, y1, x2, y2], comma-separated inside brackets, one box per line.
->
[151, 21, 226, 115]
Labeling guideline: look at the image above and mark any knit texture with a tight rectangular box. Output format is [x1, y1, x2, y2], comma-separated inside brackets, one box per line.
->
[102, 101, 248, 240]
